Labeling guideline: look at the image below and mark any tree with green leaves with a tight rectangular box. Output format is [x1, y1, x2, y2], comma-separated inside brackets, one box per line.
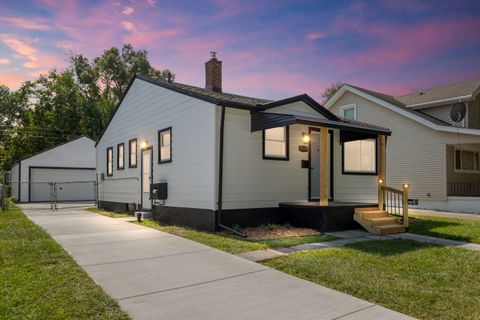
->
[0, 44, 173, 172]
[321, 82, 343, 104]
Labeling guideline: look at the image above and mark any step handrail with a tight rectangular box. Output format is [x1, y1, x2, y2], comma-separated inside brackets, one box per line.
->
[378, 180, 409, 228]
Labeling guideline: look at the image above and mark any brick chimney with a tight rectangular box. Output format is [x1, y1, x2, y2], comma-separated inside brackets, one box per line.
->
[205, 52, 222, 92]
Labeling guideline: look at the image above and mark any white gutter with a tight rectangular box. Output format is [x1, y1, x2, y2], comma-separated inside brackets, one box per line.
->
[406, 95, 473, 109]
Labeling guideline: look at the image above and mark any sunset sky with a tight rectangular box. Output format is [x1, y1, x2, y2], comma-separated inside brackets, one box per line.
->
[0, 0, 479, 101]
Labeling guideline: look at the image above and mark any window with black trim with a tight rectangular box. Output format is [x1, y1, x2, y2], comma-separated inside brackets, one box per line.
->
[117, 143, 125, 170]
[158, 127, 172, 163]
[263, 126, 289, 160]
[343, 139, 376, 174]
[129, 139, 137, 168]
[106, 147, 113, 176]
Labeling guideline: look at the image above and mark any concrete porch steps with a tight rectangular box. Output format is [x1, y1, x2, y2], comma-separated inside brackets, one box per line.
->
[354, 207, 406, 235]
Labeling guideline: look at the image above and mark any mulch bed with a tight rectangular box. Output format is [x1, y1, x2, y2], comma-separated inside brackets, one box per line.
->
[243, 224, 321, 240]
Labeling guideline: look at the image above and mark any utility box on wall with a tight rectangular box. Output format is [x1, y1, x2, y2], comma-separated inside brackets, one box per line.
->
[151, 182, 168, 200]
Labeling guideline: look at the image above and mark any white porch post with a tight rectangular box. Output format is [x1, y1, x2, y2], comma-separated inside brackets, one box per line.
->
[319, 127, 329, 206]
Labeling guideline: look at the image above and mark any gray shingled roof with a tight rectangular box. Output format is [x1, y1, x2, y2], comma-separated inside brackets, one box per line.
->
[395, 78, 480, 106]
[346, 84, 450, 126]
[137, 74, 272, 106]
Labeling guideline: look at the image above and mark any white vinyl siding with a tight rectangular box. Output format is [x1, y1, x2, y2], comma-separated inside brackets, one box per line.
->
[329, 91, 480, 201]
[96, 79, 216, 209]
[220, 107, 308, 209]
[343, 139, 376, 173]
[267, 101, 327, 119]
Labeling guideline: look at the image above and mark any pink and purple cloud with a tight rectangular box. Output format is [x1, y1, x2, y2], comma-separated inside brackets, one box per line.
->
[0, 0, 479, 100]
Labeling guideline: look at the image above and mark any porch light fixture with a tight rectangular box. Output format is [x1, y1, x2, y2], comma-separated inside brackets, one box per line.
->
[378, 179, 384, 185]
[302, 132, 310, 143]
[403, 184, 409, 189]
[140, 140, 148, 149]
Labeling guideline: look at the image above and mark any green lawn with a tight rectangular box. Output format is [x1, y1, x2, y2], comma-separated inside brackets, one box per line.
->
[0, 204, 130, 320]
[409, 215, 480, 244]
[85, 207, 132, 218]
[135, 220, 337, 254]
[264, 239, 480, 320]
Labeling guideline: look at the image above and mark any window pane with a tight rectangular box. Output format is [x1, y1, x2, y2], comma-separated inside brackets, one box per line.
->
[360, 140, 375, 171]
[343, 107, 356, 120]
[130, 140, 137, 166]
[161, 146, 171, 161]
[344, 139, 376, 173]
[107, 149, 113, 175]
[162, 132, 171, 146]
[265, 141, 286, 157]
[461, 150, 475, 170]
[344, 141, 361, 171]
[118, 145, 124, 168]
[265, 127, 285, 141]
[455, 150, 461, 170]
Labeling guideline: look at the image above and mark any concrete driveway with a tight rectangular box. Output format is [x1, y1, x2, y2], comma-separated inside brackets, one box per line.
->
[20, 205, 415, 320]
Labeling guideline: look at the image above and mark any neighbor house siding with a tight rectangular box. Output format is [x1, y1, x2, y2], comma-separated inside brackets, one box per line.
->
[17, 137, 95, 202]
[329, 91, 480, 201]
[468, 96, 480, 129]
[419, 104, 453, 125]
[96, 79, 216, 210]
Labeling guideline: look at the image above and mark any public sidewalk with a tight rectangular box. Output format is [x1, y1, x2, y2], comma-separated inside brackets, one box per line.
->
[19, 204, 414, 320]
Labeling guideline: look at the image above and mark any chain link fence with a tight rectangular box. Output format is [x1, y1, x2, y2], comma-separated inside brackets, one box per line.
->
[4, 179, 97, 210]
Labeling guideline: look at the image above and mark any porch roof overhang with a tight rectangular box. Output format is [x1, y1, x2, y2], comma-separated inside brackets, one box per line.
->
[251, 111, 391, 139]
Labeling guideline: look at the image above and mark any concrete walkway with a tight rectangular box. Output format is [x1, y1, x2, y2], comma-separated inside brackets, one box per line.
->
[410, 208, 480, 220]
[19, 204, 414, 320]
[271, 230, 480, 255]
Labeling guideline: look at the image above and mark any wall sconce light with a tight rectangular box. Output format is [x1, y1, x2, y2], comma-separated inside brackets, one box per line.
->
[378, 179, 384, 185]
[403, 184, 409, 189]
[302, 132, 310, 144]
[140, 140, 148, 149]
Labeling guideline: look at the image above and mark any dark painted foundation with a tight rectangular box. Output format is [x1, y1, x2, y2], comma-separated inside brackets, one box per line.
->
[99, 200, 133, 213]
[279, 201, 376, 232]
[99, 200, 375, 233]
[153, 206, 217, 231]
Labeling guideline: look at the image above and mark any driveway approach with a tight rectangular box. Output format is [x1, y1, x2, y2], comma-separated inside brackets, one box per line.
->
[20, 204, 414, 320]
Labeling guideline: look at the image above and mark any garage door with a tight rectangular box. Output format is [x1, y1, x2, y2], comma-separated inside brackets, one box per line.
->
[30, 167, 96, 202]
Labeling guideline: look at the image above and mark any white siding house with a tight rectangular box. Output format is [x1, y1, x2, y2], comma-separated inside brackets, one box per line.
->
[10, 136, 96, 202]
[326, 80, 480, 213]
[96, 56, 391, 230]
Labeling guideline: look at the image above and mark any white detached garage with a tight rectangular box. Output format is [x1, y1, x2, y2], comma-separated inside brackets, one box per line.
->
[10, 136, 96, 203]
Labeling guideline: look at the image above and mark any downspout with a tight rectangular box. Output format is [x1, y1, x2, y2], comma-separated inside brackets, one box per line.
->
[217, 105, 247, 237]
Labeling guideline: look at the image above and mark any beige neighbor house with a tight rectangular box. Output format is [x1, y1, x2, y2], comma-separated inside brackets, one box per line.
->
[325, 78, 480, 213]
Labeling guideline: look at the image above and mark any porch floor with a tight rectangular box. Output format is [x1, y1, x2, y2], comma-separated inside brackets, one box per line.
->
[279, 200, 377, 208]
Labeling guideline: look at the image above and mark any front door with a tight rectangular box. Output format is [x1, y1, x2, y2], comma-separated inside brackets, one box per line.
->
[141, 148, 153, 210]
[309, 129, 332, 200]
